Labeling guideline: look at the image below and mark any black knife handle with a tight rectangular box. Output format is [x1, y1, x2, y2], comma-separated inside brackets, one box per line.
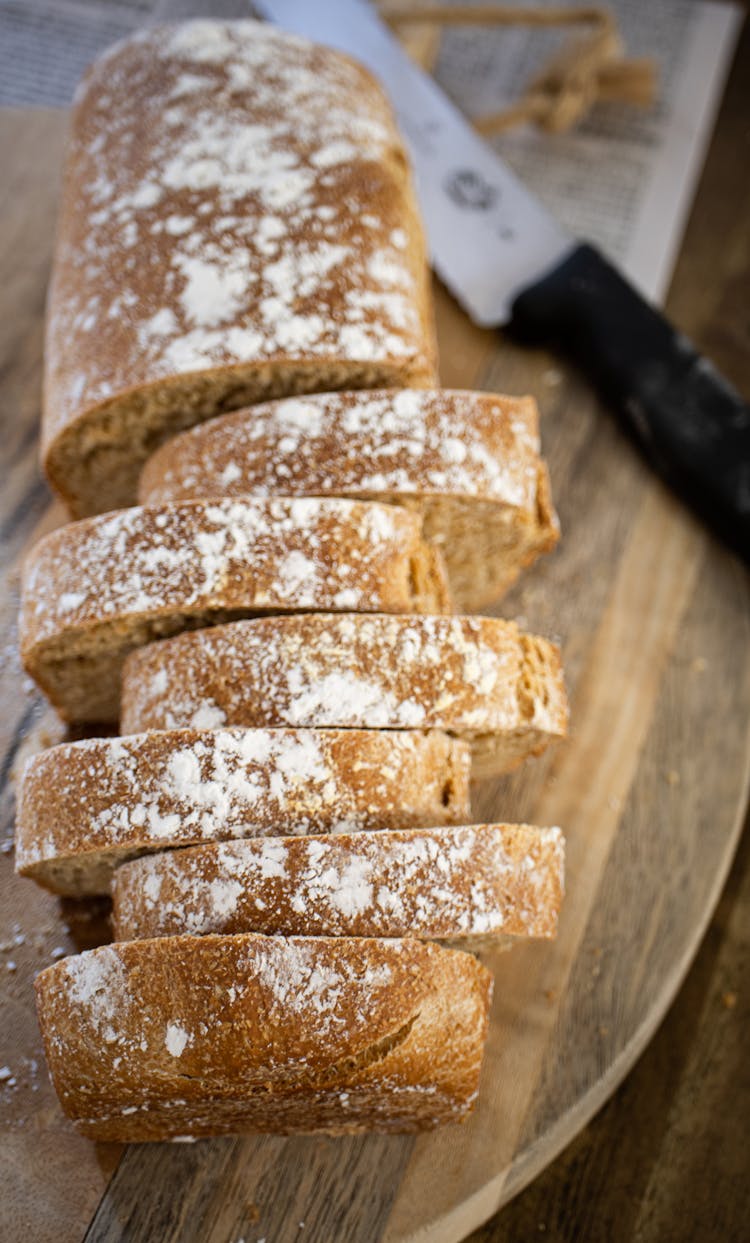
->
[508, 242, 750, 563]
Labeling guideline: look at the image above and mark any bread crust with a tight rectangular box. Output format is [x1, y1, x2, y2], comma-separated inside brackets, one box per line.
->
[20, 496, 449, 723]
[139, 388, 560, 607]
[111, 823, 565, 943]
[120, 613, 568, 778]
[34, 933, 493, 1139]
[16, 727, 471, 897]
[43, 20, 437, 517]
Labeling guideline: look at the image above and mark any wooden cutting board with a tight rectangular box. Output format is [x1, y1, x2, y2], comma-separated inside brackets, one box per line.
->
[1, 108, 748, 1243]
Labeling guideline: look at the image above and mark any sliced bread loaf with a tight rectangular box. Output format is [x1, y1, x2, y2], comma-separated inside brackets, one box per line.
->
[20, 496, 449, 723]
[43, 20, 436, 517]
[120, 613, 568, 778]
[139, 388, 559, 609]
[16, 727, 470, 897]
[35, 933, 492, 1139]
[111, 823, 565, 944]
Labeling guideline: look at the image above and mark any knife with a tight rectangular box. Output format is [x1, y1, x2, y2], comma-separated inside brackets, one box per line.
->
[256, 0, 750, 562]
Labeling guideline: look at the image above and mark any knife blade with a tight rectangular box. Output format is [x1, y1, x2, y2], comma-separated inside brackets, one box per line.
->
[256, 0, 750, 561]
[256, 0, 572, 326]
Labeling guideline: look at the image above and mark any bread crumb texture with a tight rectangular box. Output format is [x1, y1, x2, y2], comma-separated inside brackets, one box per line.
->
[16, 728, 471, 895]
[21, 496, 447, 644]
[120, 613, 568, 746]
[140, 388, 544, 510]
[35, 934, 493, 1138]
[111, 823, 565, 942]
[43, 20, 436, 513]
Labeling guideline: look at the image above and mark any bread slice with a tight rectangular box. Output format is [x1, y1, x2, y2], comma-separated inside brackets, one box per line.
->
[35, 933, 492, 1139]
[16, 727, 470, 897]
[20, 496, 449, 723]
[120, 614, 568, 778]
[139, 388, 560, 609]
[43, 20, 437, 518]
[111, 823, 565, 944]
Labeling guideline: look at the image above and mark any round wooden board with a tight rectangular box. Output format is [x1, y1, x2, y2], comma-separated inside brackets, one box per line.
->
[1, 110, 748, 1243]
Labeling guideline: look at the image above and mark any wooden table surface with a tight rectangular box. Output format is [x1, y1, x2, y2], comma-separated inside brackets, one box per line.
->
[469, 13, 750, 1241]
[0, 8, 748, 1243]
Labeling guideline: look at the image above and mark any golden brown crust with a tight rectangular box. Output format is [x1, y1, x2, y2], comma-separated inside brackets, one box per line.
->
[16, 727, 471, 897]
[139, 388, 544, 511]
[43, 20, 437, 517]
[120, 613, 569, 778]
[111, 823, 565, 943]
[20, 497, 449, 723]
[35, 934, 492, 1139]
[138, 388, 560, 609]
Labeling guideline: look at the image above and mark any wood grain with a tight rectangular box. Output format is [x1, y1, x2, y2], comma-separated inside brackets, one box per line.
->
[470, 17, 750, 1238]
[0, 109, 124, 1243]
[467, 812, 750, 1243]
[0, 93, 748, 1243]
[85, 1134, 413, 1243]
